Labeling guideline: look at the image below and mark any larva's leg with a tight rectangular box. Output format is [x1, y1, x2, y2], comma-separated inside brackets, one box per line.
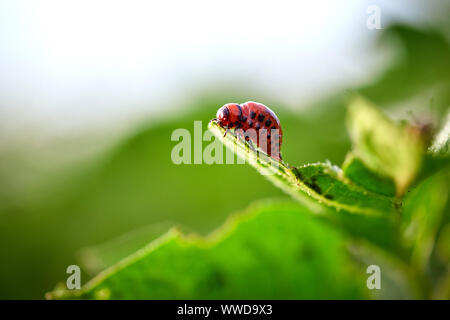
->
[234, 128, 243, 141]
[247, 138, 256, 152]
[223, 127, 230, 137]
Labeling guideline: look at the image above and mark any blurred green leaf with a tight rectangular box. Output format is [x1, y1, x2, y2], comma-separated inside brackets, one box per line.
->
[358, 24, 450, 110]
[402, 170, 450, 272]
[347, 97, 425, 195]
[416, 154, 450, 187]
[433, 222, 450, 299]
[78, 221, 175, 275]
[342, 153, 396, 197]
[48, 201, 365, 299]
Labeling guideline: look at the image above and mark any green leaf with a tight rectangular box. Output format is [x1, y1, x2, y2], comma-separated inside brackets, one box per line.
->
[293, 162, 396, 215]
[47, 201, 366, 299]
[347, 96, 425, 195]
[433, 222, 450, 299]
[342, 153, 396, 197]
[415, 154, 450, 187]
[402, 169, 450, 271]
[78, 221, 175, 275]
[206, 122, 407, 257]
[208, 121, 396, 216]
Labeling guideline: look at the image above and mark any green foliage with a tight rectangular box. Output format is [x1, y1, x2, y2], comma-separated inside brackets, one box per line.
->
[402, 171, 450, 272]
[358, 24, 450, 109]
[49, 94, 449, 300]
[293, 162, 396, 215]
[1, 23, 449, 299]
[0, 96, 349, 299]
[342, 154, 396, 197]
[347, 97, 425, 195]
[48, 201, 365, 300]
[208, 121, 396, 216]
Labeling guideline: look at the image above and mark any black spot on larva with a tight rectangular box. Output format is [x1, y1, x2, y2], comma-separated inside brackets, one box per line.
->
[235, 122, 241, 129]
[267, 134, 271, 139]
[248, 120, 253, 127]
[255, 122, 261, 130]
[228, 123, 234, 128]
[257, 114, 265, 122]
[236, 104, 242, 118]
[250, 111, 256, 119]
[241, 116, 247, 122]
[271, 125, 277, 131]
[245, 136, 250, 141]
[265, 119, 272, 127]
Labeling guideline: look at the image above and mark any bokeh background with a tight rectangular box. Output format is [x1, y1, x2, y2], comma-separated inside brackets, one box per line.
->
[0, 0, 449, 299]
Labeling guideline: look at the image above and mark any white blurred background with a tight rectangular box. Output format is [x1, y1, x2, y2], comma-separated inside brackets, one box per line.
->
[0, 0, 448, 148]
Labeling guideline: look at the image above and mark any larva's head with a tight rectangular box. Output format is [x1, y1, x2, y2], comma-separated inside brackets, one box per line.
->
[216, 105, 230, 127]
